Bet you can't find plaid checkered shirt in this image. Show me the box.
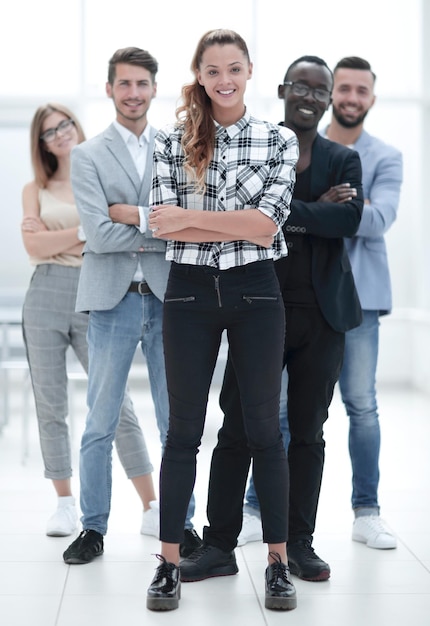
[150,111,298,269]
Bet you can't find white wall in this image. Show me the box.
[0,0,428,391]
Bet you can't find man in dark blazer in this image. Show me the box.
[178,56,363,584]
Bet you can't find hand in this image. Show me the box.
[149,205,189,236]
[109,204,140,225]
[248,234,274,248]
[318,183,357,203]
[21,216,48,232]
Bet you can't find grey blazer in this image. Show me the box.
[344,130,402,314]
[321,128,403,314]
[71,123,170,312]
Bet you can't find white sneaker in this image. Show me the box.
[352,515,397,549]
[140,500,160,538]
[46,499,78,537]
[237,512,263,546]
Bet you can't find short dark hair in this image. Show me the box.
[283,55,333,85]
[333,56,376,82]
[107,47,158,84]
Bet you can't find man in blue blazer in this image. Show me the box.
[179,56,363,584]
[325,56,403,550]
[63,48,201,565]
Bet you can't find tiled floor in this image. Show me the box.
[1,370,430,625]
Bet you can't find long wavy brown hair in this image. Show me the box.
[176,29,250,193]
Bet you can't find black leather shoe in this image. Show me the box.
[180,543,238,582]
[180,528,203,558]
[288,538,330,581]
[265,552,297,610]
[147,554,181,611]
[63,529,104,564]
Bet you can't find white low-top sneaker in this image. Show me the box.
[237,512,263,546]
[352,515,397,549]
[141,500,160,537]
[46,501,78,537]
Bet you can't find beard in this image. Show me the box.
[114,101,148,123]
[332,104,368,128]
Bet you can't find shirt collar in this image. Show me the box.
[214,109,250,141]
[113,119,150,147]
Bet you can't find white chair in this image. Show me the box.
[0,292,28,433]
[0,289,89,462]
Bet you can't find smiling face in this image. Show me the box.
[278,61,332,135]
[41,111,79,157]
[106,62,157,132]
[331,67,376,128]
[196,43,253,125]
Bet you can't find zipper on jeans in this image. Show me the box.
[242,296,278,304]
[214,275,222,307]
[164,296,196,303]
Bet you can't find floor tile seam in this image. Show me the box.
[239,552,271,623]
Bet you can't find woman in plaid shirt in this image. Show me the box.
[147,29,298,612]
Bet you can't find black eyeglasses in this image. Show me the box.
[40,119,75,143]
[283,81,331,103]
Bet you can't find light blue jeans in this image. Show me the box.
[79,291,195,534]
[339,310,380,515]
[245,310,380,518]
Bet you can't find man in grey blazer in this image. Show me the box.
[63,47,201,565]
[325,56,403,550]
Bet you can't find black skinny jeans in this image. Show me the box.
[205,306,345,551]
[160,260,288,545]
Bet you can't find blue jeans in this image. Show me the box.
[339,310,380,513]
[79,291,195,534]
[245,311,380,517]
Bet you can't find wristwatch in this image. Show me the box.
[77,225,86,242]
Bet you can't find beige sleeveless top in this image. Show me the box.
[29,188,83,268]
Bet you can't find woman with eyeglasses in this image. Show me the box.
[21,104,157,538]
[21,104,87,537]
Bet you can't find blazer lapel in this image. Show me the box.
[138,125,156,205]
[103,124,142,193]
[354,129,371,161]
[310,135,330,197]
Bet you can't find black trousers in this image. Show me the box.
[160,261,288,545]
[205,305,345,550]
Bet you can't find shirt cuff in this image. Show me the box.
[136,206,148,233]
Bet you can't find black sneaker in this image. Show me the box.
[180,543,238,582]
[265,552,297,611]
[147,554,181,611]
[63,529,104,564]
[288,538,330,581]
[180,528,203,558]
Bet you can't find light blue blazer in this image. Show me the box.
[71,123,170,312]
[323,128,403,314]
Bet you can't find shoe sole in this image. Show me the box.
[47,529,76,537]
[180,563,239,582]
[63,550,104,565]
[265,594,297,611]
[237,533,263,547]
[146,597,179,611]
[352,535,397,550]
[140,528,159,538]
[147,584,181,611]
[289,563,330,582]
